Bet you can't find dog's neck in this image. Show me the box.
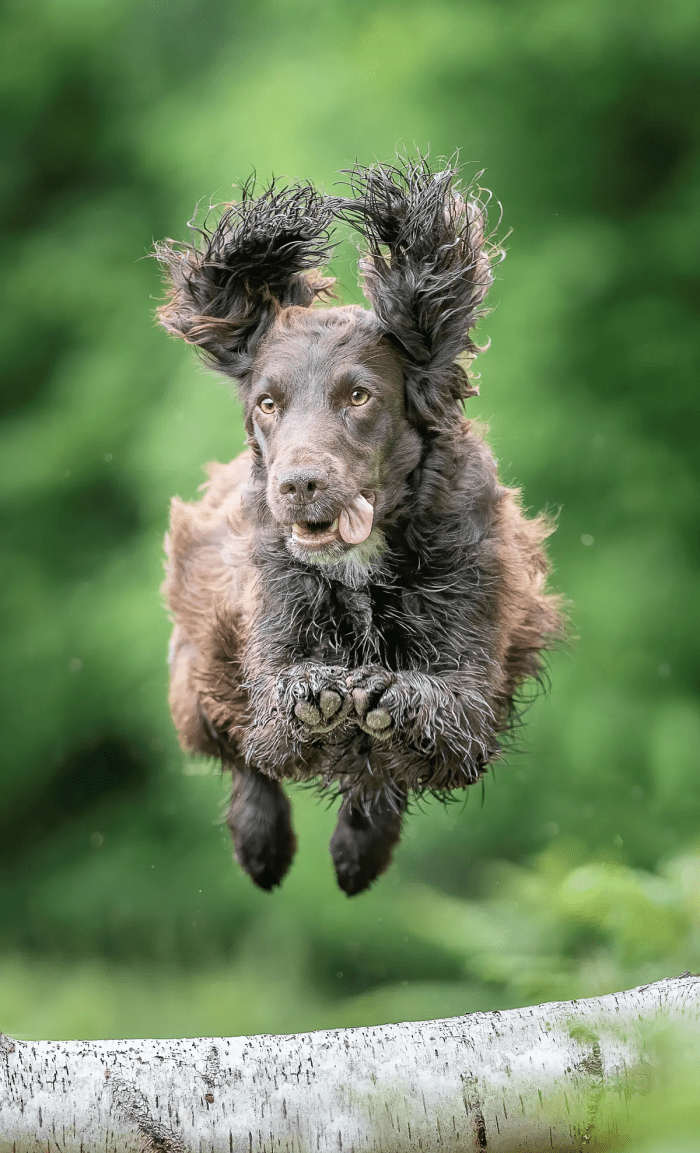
[304,528,392,588]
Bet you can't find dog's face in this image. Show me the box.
[244,306,422,565]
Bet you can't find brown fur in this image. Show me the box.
[156,161,564,894]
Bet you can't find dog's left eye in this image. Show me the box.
[350,388,370,406]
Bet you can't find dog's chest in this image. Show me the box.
[309,579,426,668]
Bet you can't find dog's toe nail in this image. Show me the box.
[295,700,321,726]
[352,688,370,718]
[365,708,391,731]
[320,690,341,718]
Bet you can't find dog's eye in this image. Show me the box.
[258,396,275,414]
[350,388,370,407]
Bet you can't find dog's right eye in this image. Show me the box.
[258,396,275,414]
[350,388,371,406]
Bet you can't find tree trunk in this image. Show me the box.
[0,974,697,1152]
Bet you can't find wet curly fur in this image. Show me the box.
[156,158,564,896]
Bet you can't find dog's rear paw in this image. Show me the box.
[235,829,296,891]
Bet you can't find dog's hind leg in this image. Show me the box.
[330,790,406,897]
[226,764,297,891]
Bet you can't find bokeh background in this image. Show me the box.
[2,0,699,1112]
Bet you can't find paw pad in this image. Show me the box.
[294,700,322,726]
[364,708,391,732]
[319,690,342,719]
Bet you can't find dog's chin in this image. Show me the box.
[284,524,388,586]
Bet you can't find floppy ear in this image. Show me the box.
[154,179,335,380]
[336,158,500,426]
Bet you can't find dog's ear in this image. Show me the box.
[336,158,500,426]
[154,179,335,380]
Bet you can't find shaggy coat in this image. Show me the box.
[155,161,563,895]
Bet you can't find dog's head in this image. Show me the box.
[155,160,498,566]
[242,305,423,565]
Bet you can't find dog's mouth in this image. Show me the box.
[292,518,340,548]
[291,493,375,550]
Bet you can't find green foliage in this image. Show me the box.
[1,0,699,1108]
[403,844,700,1007]
[607,1023,700,1153]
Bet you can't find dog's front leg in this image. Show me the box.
[347,666,496,778]
[244,662,354,769]
[277,662,354,734]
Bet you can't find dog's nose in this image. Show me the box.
[278,469,329,498]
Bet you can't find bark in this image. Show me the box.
[0,974,697,1153]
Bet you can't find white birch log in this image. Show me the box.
[0,974,697,1153]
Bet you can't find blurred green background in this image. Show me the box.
[2,0,699,1085]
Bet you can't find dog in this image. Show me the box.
[154,158,563,896]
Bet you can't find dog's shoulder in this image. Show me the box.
[164,449,258,629]
[198,450,253,509]
[169,450,254,541]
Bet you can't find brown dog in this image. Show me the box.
[155,160,563,895]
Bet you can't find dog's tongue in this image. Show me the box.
[338,494,374,545]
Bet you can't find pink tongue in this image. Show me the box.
[338,494,374,545]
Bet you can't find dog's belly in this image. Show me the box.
[272,735,460,801]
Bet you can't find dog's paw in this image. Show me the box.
[346,666,395,740]
[277,664,353,737]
